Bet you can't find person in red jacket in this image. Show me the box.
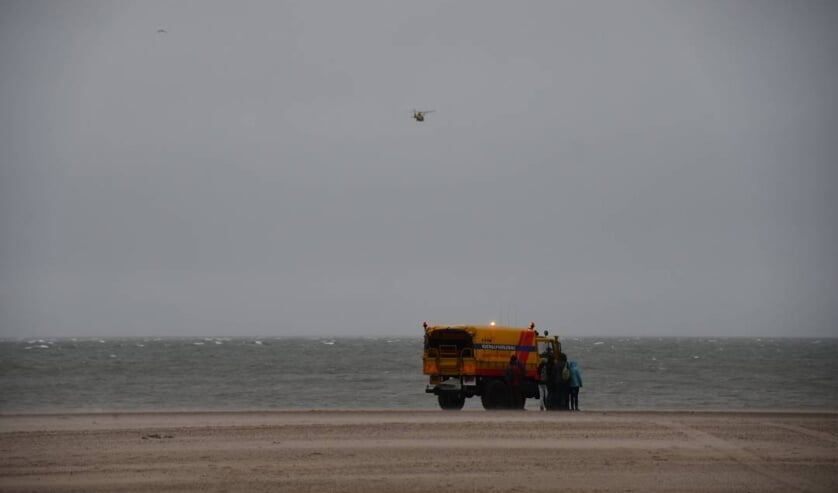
[505,355,526,409]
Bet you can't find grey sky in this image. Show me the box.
[1,0,836,338]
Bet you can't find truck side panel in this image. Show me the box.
[472,327,539,378]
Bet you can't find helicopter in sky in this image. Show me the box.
[412,109,435,122]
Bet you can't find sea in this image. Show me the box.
[1,337,837,413]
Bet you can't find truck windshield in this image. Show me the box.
[536,340,554,358]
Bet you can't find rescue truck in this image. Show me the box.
[422,321,562,410]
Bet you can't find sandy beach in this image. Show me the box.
[1,410,836,492]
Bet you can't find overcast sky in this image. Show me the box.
[1,0,836,338]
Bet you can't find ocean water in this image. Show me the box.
[1,337,837,413]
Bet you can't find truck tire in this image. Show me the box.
[437,392,465,410]
[481,380,508,410]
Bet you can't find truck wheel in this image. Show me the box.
[481,380,508,410]
[438,392,465,410]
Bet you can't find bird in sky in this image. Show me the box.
[157,29,167,34]
[412,110,435,122]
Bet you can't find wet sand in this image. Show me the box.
[1,410,837,492]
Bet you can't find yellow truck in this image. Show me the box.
[422,322,562,410]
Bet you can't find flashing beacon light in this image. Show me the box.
[489,321,496,327]
[529,321,536,330]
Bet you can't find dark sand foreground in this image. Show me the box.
[1,410,837,492]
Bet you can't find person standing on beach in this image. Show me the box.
[555,353,570,410]
[505,355,525,409]
[545,350,558,410]
[568,360,583,411]
[537,353,553,411]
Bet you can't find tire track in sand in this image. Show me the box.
[765,421,838,447]
[657,418,825,493]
